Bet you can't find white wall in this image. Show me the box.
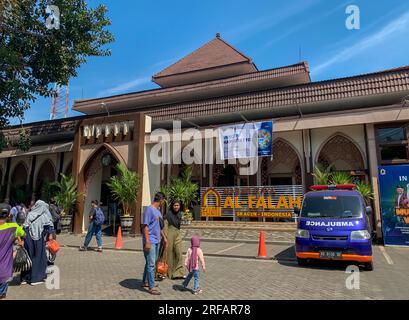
[143,143,160,208]
[83,169,102,231]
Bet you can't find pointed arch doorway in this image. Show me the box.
[75,145,125,233]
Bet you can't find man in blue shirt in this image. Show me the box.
[142,192,166,295]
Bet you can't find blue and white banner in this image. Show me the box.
[218,121,273,160]
[378,165,409,246]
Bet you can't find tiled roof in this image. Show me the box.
[153,35,254,78]
[2,118,78,140]
[147,66,409,120]
[74,62,309,110]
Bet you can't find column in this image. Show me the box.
[366,124,382,239]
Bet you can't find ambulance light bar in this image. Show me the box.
[310,184,356,191]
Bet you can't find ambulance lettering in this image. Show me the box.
[305,221,355,227]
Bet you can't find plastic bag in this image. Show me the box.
[13,246,32,273]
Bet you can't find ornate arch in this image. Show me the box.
[80,144,126,194]
[316,133,365,170]
[261,138,302,185]
[35,159,56,187]
[11,161,29,187]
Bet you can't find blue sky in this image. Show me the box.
[19,0,409,124]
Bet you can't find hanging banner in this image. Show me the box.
[378,165,409,246]
[218,121,273,160]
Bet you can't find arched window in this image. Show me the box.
[317,135,365,171]
[11,162,28,187]
[261,139,302,185]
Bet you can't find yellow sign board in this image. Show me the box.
[201,187,303,218]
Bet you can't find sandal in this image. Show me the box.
[148,288,161,295]
[142,283,158,288]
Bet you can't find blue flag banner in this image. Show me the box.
[378,165,409,246]
[218,121,273,160]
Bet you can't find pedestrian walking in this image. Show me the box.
[164,199,185,279]
[21,199,55,286]
[79,200,104,252]
[0,204,25,299]
[142,192,166,295]
[182,236,206,295]
[10,203,27,225]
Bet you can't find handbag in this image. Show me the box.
[13,246,32,273]
[156,246,168,276]
[47,239,60,255]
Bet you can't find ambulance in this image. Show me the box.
[294,184,374,271]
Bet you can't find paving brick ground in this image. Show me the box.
[5,236,409,300]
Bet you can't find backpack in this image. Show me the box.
[16,206,27,225]
[94,207,105,225]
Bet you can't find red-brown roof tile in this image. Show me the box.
[153,35,254,79]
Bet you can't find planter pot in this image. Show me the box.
[60,215,73,233]
[181,219,192,225]
[120,216,134,236]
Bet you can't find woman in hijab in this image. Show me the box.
[164,200,185,279]
[21,199,55,285]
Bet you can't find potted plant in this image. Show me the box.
[53,174,79,233]
[355,181,374,205]
[106,163,141,236]
[161,166,198,225]
[182,209,193,225]
[329,171,353,185]
[312,164,332,185]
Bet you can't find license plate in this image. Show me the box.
[319,251,342,259]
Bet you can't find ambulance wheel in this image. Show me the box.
[297,258,308,267]
[363,261,373,271]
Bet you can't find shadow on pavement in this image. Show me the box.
[9,276,22,287]
[119,279,149,293]
[274,245,296,262]
[172,284,192,293]
[273,246,369,271]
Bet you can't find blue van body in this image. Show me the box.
[295,188,373,270]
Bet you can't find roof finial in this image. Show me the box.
[216,32,221,38]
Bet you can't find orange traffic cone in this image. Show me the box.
[115,226,123,250]
[257,230,268,259]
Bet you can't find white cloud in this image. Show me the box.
[312,10,409,75]
[98,77,151,97]
[226,0,321,44]
[263,1,350,48]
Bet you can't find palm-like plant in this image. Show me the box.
[312,164,332,185]
[329,171,353,185]
[355,182,373,205]
[106,163,141,217]
[53,174,79,216]
[160,166,198,215]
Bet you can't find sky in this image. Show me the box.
[17,0,409,124]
